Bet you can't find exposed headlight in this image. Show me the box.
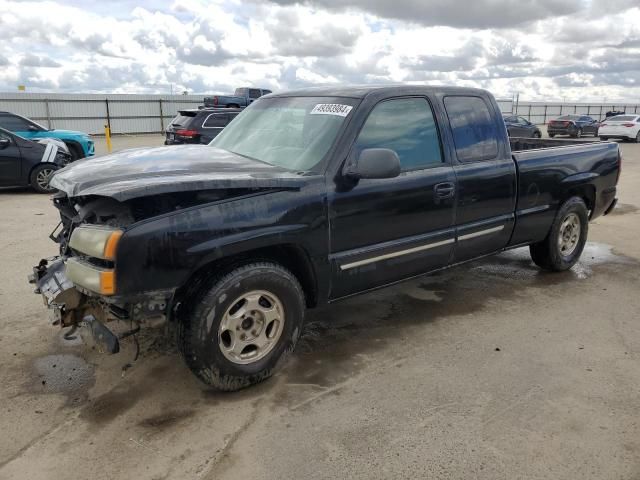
[69,226,123,260]
[66,258,116,295]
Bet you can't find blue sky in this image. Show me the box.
[0,0,639,101]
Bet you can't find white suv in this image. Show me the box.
[599,115,640,143]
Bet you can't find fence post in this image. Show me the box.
[44,98,51,129]
[543,105,547,124]
[105,98,111,133]
[159,99,164,132]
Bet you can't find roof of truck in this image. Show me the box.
[266,84,489,99]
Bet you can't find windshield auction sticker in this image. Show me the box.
[310,104,353,117]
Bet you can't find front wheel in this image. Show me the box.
[635,131,640,143]
[530,197,589,271]
[179,262,305,391]
[549,133,555,138]
[30,164,58,193]
[533,130,541,138]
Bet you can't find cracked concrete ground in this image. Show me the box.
[0,137,639,480]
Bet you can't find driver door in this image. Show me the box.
[328,97,456,299]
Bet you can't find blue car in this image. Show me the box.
[0,111,94,160]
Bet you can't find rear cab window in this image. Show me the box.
[354,97,443,171]
[444,96,499,162]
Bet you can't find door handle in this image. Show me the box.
[434,182,455,199]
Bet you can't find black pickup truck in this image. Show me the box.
[30,86,620,391]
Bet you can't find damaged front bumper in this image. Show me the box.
[29,257,120,352]
[28,257,171,354]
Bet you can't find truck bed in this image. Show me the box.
[508,138,620,246]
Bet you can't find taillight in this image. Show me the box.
[622,123,635,127]
[564,121,570,126]
[176,129,198,138]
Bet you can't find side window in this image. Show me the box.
[249,89,261,99]
[203,114,227,128]
[518,117,529,125]
[262,89,272,95]
[444,96,499,162]
[354,97,443,171]
[0,114,30,131]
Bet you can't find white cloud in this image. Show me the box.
[0,0,638,101]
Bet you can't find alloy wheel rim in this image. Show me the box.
[218,290,285,365]
[36,169,55,190]
[557,213,581,257]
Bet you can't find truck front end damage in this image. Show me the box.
[28,193,174,354]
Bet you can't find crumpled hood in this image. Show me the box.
[51,145,311,201]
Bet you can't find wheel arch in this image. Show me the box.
[62,140,85,159]
[172,243,319,319]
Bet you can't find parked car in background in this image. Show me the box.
[598,115,640,142]
[32,85,620,391]
[0,127,72,193]
[503,115,542,138]
[0,111,94,160]
[547,115,599,138]
[604,110,625,119]
[165,108,241,145]
[203,87,272,108]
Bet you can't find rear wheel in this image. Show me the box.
[179,262,305,391]
[635,131,640,143]
[29,164,58,193]
[533,130,541,138]
[600,136,609,141]
[530,197,589,271]
[571,128,583,138]
[549,133,555,138]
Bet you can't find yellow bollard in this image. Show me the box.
[104,124,112,153]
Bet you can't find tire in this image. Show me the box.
[529,197,589,272]
[533,130,541,138]
[179,262,305,391]
[600,136,609,141]
[571,128,582,139]
[65,142,84,161]
[635,131,640,143]
[29,164,59,193]
[549,133,555,138]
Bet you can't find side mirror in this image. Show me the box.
[345,148,401,180]
[28,125,39,131]
[0,138,10,149]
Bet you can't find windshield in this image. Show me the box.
[210,96,358,172]
[557,115,579,120]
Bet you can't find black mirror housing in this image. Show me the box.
[346,148,401,180]
[0,138,10,149]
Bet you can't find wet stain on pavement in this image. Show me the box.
[275,243,638,407]
[138,409,195,429]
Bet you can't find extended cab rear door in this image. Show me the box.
[442,95,517,262]
[328,96,457,299]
